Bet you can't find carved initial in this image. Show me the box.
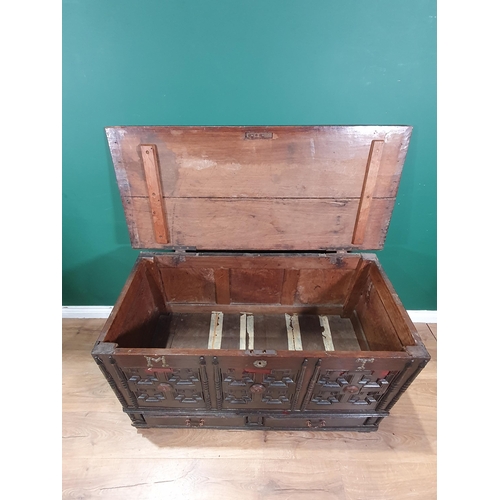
[144,356,168,367]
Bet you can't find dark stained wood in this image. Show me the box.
[149,314,172,348]
[219,313,241,350]
[106,126,412,251]
[252,314,289,351]
[167,313,212,349]
[298,315,325,351]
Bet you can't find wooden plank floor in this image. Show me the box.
[62,319,437,500]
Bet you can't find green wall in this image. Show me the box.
[62,0,436,309]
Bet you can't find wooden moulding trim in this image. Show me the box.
[352,140,385,245]
[139,144,169,244]
[112,347,411,359]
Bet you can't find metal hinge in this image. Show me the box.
[172,246,197,253]
[325,249,350,254]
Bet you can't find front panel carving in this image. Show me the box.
[125,366,206,408]
[220,365,298,409]
[115,356,405,416]
[261,370,295,405]
[223,371,255,404]
[307,370,397,410]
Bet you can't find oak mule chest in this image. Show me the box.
[92,126,430,432]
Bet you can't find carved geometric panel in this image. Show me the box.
[222,370,255,405]
[348,376,390,405]
[137,391,166,403]
[125,366,205,407]
[220,368,298,408]
[308,370,397,409]
[261,369,296,406]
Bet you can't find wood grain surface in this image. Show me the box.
[106,126,412,251]
[63,319,436,499]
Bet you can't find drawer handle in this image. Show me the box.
[306,419,326,428]
[185,418,205,427]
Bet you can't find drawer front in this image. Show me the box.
[263,416,370,430]
[136,413,376,430]
[141,414,245,428]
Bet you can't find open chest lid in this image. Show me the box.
[106,126,412,251]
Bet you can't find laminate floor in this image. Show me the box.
[62,319,437,499]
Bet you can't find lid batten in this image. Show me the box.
[139,144,169,244]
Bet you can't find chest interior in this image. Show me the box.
[103,253,415,354]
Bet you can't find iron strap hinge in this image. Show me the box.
[172,246,197,253]
[325,249,351,254]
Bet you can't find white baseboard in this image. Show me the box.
[62,306,113,319]
[62,306,437,323]
[407,310,437,323]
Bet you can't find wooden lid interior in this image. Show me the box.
[106,126,412,251]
